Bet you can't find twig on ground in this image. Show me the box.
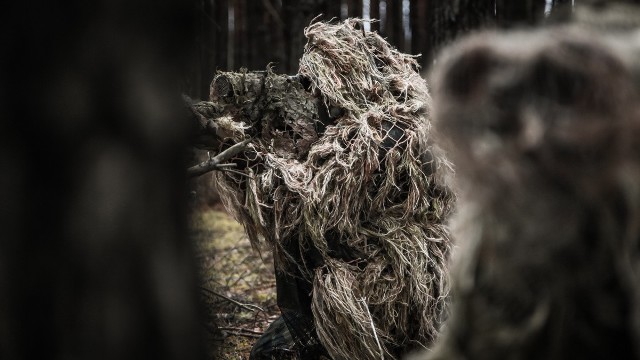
[219,326,264,336]
[228,269,251,288]
[200,286,265,313]
[219,327,263,339]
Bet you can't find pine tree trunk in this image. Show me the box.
[424,0,496,66]
[0,1,208,359]
[214,0,229,72]
[282,0,323,73]
[347,0,363,18]
[370,0,380,32]
[410,0,428,68]
[201,0,215,99]
[385,0,404,51]
[233,0,248,69]
[496,0,546,27]
[324,0,342,21]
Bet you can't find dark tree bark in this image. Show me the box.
[347,0,363,18]
[459,0,496,30]
[411,0,428,69]
[214,0,229,73]
[260,0,286,73]
[385,0,405,51]
[426,0,451,64]
[0,1,208,360]
[248,0,265,70]
[550,0,573,19]
[370,0,380,32]
[200,0,215,99]
[324,0,342,21]
[552,0,572,6]
[233,0,249,69]
[282,0,324,73]
[424,0,495,68]
[496,0,546,27]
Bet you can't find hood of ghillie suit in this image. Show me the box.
[212,19,455,360]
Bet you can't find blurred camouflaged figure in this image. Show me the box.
[195,19,455,360]
[416,3,640,360]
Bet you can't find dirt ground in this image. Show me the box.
[190,208,278,359]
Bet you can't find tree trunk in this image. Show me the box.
[200,0,215,99]
[233,0,249,69]
[552,0,572,6]
[0,1,209,359]
[459,0,496,31]
[347,0,363,18]
[324,0,342,21]
[370,0,380,32]
[424,0,495,67]
[385,0,405,51]
[260,0,286,73]
[248,0,268,70]
[282,0,323,73]
[496,0,546,28]
[214,0,229,72]
[550,0,572,18]
[410,0,428,68]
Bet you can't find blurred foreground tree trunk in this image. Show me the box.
[0,1,209,359]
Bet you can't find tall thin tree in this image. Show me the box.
[233,0,249,69]
[424,0,495,67]
[214,0,229,72]
[496,0,546,27]
[324,0,342,21]
[347,0,363,18]
[370,0,380,32]
[384,0,404,51]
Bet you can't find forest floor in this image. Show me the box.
[191,208,278,360]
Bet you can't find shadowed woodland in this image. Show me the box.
[190,1,640,359]
[186,0,581,101]
[188,0,580,210]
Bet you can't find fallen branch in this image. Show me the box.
[219,327,263,339]
[219,326,264,336]
[200,286,265,313]
[187,138,252,178]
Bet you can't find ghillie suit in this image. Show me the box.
[190,19,454,359]
[416,11,640,360]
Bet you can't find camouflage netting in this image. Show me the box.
[211,19,455,359]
